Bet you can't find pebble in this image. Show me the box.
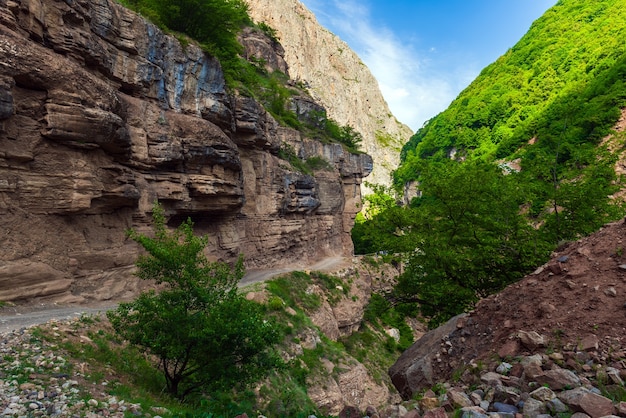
[0,327,170,417]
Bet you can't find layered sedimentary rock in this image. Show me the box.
[0,0,372,302]
[246,0,414,192]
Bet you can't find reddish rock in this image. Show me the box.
[536,367,581,390]
[447,388,473,408]
[518,330,548,349]
[579,334,599,352]
[423,407,447,418]
[559,387,614,418]
[509,363,524,378]
[578,394,614,418]
[498,339,520,358]
[365,405,380,418]
[338,405,360,418]
[403,410,421,418]
[522,362,544,380]
[547,262,563,275]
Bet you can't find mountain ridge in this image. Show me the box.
[246,0,414,193]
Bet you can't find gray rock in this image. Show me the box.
[523,398,547,416]
[492,402,518,413]
[530,386,556,401]
[496,362,512,375]
[0,84,13,120]
[480,372,504,386]
[493,384,521,404]
[606,367,625,385]
[389,314,467,399]
[546,398,568,413]
[460,408,488,418]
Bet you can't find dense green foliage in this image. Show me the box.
[398,0,626,165]
[355,161,556,326]
[356,0,626,327]
[107,203,280,401]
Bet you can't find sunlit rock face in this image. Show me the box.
[246,0,414,194]
[0,0,371,302]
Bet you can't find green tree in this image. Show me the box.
[391,160,551,327]
[107,203,280,400]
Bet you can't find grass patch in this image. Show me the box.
[266,271,321,312]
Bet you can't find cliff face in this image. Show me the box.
[0,0,372,302]
[245,0,413,192]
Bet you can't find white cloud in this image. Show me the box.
[302,0,476,132]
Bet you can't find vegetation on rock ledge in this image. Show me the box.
[116,0,364,157]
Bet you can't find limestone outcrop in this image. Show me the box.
[0,0,372,302]
[245,0,414,193]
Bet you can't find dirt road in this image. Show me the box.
[0,256,351,334]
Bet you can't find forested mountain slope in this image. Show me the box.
[398,0,626,166]
[355,0,626,326]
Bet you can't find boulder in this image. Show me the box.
[389,314,467,399]
[558,387,615,418]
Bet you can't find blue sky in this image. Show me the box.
[299,0,557,132]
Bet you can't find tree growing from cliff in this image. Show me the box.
[107,202,281,401]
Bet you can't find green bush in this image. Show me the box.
[108,202,281,400]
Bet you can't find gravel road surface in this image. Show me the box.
[0,256,350,334]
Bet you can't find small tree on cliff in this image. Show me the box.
[107,202,281,400]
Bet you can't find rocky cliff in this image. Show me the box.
[245,0,413,193]
[0,0,372,303]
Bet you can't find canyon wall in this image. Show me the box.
[246,0,414,193]
[0,0,372,303]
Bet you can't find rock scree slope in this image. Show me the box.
[390,217,626,404]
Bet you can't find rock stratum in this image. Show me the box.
[0,0,373,303]
[246,0,413,193]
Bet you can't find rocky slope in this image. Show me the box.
[388,217,626,417]
[0,258,410,418]
[246,0,414,193]
[0,0,372,303]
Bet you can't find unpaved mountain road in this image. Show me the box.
[0,256,351,334]
[238,255,349,286]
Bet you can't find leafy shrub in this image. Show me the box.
[304,156,333,171]
[108,202,281,400]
